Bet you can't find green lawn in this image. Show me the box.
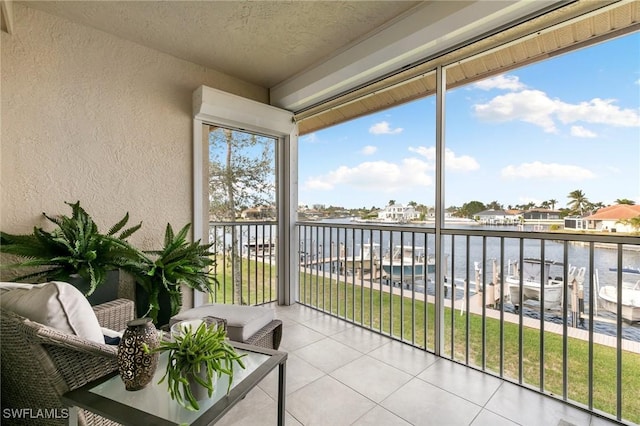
[208,256,278,305]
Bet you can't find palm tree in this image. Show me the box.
[616,216,640,233]
[615,198,636,205]
[588,201,605,214]
[567,190,589,215]
[388,200,396,206]
[548,199,558,210]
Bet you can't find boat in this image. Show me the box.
[380,245,434,282]
[597,273,640,322]
[505,258,567,310]
[608,266,640,274]
[340,243,380,275]
[242,238,275,257]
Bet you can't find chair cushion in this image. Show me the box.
[0,281,104,343]
[170,304,275,342]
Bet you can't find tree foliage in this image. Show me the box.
[567,189,590,215]
[208,127,275,221]
[615,198,636,205]
[486,200,502,210]
[617,216,640,232]
[207,127,276,305]
[458,201,486,218]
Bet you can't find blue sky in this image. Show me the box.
[299,32,640,210]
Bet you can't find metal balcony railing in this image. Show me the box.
[206,219,640,424]
[207,221,278,306]
[297,221,640,425]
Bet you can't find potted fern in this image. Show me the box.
[144,320,246,411]
[129,223,218,327]
[0,201,143,304]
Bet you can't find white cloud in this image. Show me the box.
[555,98,640,127]
[570,125,597,138]
[408,146,480,171]
[301,133,319,143]
[501,161,596,181]
[474,90,640,133]
[473,74,526,91]
[361,145,377,155]
[303,159,432,192]
[474,90,560,132]
[369,121,403,135]
[635,78,640,85]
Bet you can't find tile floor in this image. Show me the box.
[217,303,625,426]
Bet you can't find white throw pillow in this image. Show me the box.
[0,281,104,343]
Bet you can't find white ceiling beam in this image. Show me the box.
[270,0,560,112]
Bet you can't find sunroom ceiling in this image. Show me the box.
[17,1,423,89]
[14,0,639,132]
[16,1,566,110]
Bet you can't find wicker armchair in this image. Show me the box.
[0,298,134,426]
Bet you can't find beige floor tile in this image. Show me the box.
[331,326,392,354]
[331,355,413,403]
[300,313,354,336]
[418,359,502,406]
[214,385,300,426]
[278,322,325,352]
[368,340,438,376]
[470,409,519,426]
[352,405,413,425]
[294,337,363,373]
[485,382,591,426]
[258,352,325,397]
[287,375,376,426]
[274,303,324,323]
[381,378,482,426]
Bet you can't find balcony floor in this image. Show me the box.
[217,303,622,426]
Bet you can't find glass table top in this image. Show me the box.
[63,342,286,426]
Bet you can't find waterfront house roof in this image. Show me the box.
[584,204,640,221]
[476,209,514,217]
[526,208,562,214]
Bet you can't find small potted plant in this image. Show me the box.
[128,223,218,327]
[144,320,246,411]
[0,201,143,304]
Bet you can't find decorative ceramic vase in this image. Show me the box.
[117,317,159,391]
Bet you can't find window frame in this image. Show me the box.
[192,86,298,306]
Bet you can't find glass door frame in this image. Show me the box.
[192,86,298,306]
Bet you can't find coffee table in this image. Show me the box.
[62,342,287,426]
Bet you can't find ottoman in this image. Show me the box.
[170,304,282,350]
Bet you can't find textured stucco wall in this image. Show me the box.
[1,4,267,251]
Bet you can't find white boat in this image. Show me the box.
[380,245,434,282]
[505,259,566,310]
[341,243,380,275]
[242,238,275,257]
[608,266,640,275]
[597,277,640,322]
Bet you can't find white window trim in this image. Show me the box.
[192,85,299,306]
